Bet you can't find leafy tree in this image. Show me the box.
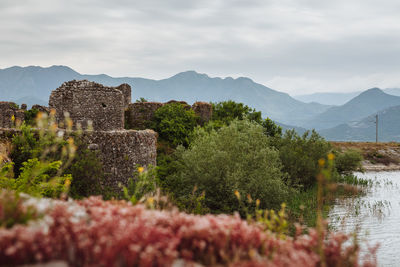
[334,149,363,174]
[63,138,105,198]
[262,117,282,137]
[166,119,290,214]
[211,100,262,125]
[151,103,198,147]
[277,130,332,188]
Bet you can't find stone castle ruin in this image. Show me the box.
[49,80,130,131]
[0,80,212,188]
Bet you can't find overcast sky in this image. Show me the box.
[1,0,400,95]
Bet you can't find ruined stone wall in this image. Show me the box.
[126,102,164,130]
[0,102,25,128]
[192,102,213,125]
[0,127,157,189]
[125,101,212,129]
[79,129,157,189]
[116,84,131,109]
[31,105,50,114]
[49,80,129,131]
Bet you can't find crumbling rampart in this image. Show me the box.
[49,80,130,131]
[0,102,25,128]
[1,79,212,189]
[126,101,212,130]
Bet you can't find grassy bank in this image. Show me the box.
[331,141,400,167]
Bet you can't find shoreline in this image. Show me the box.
[362,162,400,172]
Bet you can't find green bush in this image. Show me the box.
[64,139,105,198]
[123,166,157,205]
[277,129,332,188]
[334,150,363,174]
[261,117,282,138]
[24,108,39,126]
[165,119,290,214]
[211,100,262,125]
[0,159,71,198]
[150,103,198,147]
[2,113,74,198]
[10,123,39,177]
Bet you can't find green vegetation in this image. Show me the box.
[335,149,363,174]
[23,108,39,126]
[64,139,105,198]
[0,190,40,228]
[1,99,365,229]
[165,120,289,214]
[2,113,74,198]
[276,129,332,188]
[211,100,262,125]
[2,112,107,199]
[150,103,198,147]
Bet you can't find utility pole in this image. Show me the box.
[375,114,378,143]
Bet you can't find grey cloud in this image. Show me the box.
[1,0,400,94]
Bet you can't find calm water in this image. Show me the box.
[329,171,400,266]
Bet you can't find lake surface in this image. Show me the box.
[329,171,400,266]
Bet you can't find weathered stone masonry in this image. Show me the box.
[0,102,24,128]
[1,79,212,189]
[49,80,129,131]
[48,80,156,188]
[80,130,157,189]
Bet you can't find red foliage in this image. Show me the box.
[0,196,376,267]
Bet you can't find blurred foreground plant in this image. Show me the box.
[1,111,76,198]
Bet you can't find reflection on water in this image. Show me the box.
[329,171,400,266]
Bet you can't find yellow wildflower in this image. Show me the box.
[138,166,144,173]
[234,190,240,200]
[328,153,335,161]
[11,115,15,122]
[318,158,325,167]
[64,179,71,187]
[67,137,74,146]
[147,197,154,206]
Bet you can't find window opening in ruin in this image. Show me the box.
[101,103,107,108]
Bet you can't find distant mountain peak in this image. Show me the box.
[171,70,209,79]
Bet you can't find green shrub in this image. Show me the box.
[24,108,39,126]
[10,123,39,177]
[150,103,198,147]
[0,159,71,198]
[3,112,76,198]
[166,119,290,214]
[211,100,262,125]
[261,117,282,138]
[136,97,148,103]
[64,139,105,198]
[0,190,40,228]
[334,150,363,174]
[277,129,332,188]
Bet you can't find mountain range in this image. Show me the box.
[0,65,330,126]
[294,88,400,106]
[299,88,400,130]
[320,105,400,142]
[1,65,400,142]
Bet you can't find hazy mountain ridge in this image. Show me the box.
[294,88,400,106]
[0,65,331,126]
[320,105,400,142]
[300,88,400,130]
